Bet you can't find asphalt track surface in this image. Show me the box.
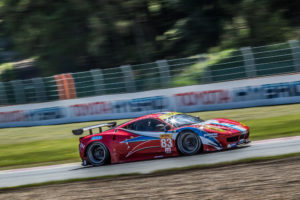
[1,136,300,188]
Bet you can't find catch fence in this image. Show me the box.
[0,40,299,105]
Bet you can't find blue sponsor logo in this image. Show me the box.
[91,136,102,140]
[113,96,168,113]
[233,81,300,102]
[26,107,65,121]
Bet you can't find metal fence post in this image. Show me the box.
[197,54,212,84]
[156,60,170,88]
[202,67,212,84]
[241,47,256,78]
[288,40,300,72]
[32,77,47,102]
[11,80,26,104]
[120,65,136,92]
[0,82,7,105]
[90,69,105,95]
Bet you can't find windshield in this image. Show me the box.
[163,114,204,127]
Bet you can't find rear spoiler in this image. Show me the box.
[72,122,117,135]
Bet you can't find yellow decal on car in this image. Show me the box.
[204,125,226,133]
[159,112,181,120]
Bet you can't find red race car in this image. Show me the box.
[72,112,250,166]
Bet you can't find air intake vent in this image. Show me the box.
[227,136,239,142]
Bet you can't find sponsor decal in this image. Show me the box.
[26,107,65,121]
[165,147,172,154]
[160,134,173,139]
[160,134,173,148]
[91,136,102,140]
[70,102,112,116]
[0,110,26,123]
[174,90,230,107]
[233,81,300,101]
[203,133,218,137]
[70,96,168,117]
[0,107,65,123]
[113,96,168,113]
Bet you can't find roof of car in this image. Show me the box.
[117,111,182,128]
[135,111,182,120]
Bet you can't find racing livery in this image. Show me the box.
[72,112,250,166]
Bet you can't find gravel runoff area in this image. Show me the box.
[1,156,300,200]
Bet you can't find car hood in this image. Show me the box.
[181,118,248,134]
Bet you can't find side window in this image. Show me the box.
[124,122,136,131]
[151,119,166,132]
[135,118,165,132]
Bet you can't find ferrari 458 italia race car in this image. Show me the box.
[72,112,250,166]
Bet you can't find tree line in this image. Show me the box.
[0,0,299,76]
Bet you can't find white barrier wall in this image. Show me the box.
[1,73,300,128]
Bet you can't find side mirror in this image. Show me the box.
[164,125,171,132]
[156,124,170,132]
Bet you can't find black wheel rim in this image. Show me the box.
[89,143,106,164]
[178,132,200,154]
[182,135,198,151]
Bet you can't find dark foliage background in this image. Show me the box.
[0,0,299,76]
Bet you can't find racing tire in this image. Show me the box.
[86,142,110,166]
[176,131,202,155]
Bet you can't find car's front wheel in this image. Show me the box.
[176,131,201,155]
[86,142,110,166]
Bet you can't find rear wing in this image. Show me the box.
[72,122,117,135]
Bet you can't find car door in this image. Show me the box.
[118,118,168,160]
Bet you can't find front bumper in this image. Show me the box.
[237,139,251,147]
[227,137,251,149]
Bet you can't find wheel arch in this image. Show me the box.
[175,127,205,141]
[84,139,112,164]
[175,127,204,152]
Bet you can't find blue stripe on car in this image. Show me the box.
[210,122,246,133]
[121,136,158,143]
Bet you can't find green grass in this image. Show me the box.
[1,103,300,169]
[243,114,300,140]
[0,139,78,167]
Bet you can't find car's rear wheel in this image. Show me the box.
[86,142,110,166]
[176,131,201,155]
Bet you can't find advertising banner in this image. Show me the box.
[1,73,300,128]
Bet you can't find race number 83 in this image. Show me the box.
[160,134,173,148]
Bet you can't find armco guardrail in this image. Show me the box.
[1,73,300,128]
[0,40,299,105]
